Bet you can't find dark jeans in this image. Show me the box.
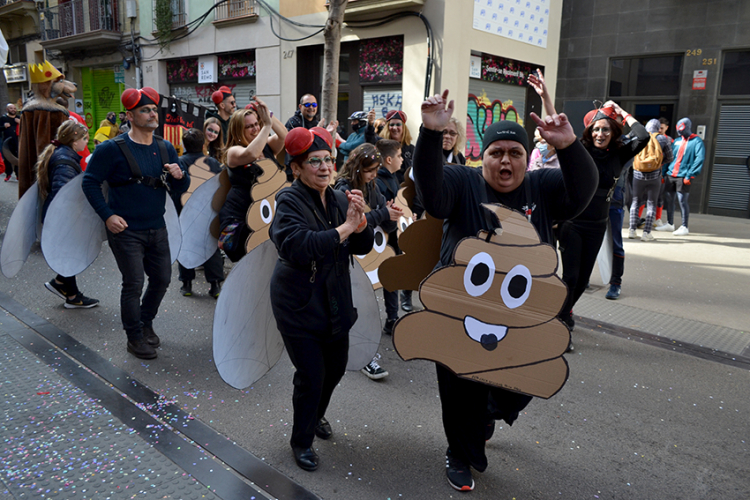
[610,185,625,286]
[558,219,608,319]
[281,327,349,448]
[664,176,691,227]
[107,227,171,342]
[178,248,224,283]
[437,365,532,471]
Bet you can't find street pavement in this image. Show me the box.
[0,176,748,500]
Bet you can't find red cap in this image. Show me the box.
[121,87,159,111]
[385,110,407,123]
[285,128,315,157]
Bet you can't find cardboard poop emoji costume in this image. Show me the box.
[393,204,570,399]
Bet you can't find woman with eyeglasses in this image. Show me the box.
[203,117,224,162]
[380,110,413,183]
[442,116,466,165]
[217,98,287,262]
[556,101,649,340]
[269,127,374,472]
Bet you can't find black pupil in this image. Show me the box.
[508,275,528,299]
[375,232,384,246]
[262,205,271,218]
[471,263,490,286]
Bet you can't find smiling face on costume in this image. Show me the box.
[293,149,333,195]
[243,112,261,143]
[482,140,528,193]
[388,119,404,143]
[591,119,613,150]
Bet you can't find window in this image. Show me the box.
[720,51,750,96]
[609,56,682,97]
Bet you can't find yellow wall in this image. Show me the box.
[280,0,327,18]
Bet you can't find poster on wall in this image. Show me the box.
[472,0,550,48]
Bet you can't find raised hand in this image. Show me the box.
[530,112,576,150]
[253,97,272,126]
[421,89,454,131]
[528,69,548,99]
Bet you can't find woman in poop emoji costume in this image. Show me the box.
[408,90,598,491]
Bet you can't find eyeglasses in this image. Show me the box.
[388,122,402,128]
[443,130,458,137]
[206,128,220,135]
[303,102,318,108]
[138,106,159,115]
[592,127,612,135]
[305,155,334,169]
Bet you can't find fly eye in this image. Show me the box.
[398,215,412,232]
[373,227,387,253]
[260,199,273,224]
[501,265,532,309]
[463,252,495,297]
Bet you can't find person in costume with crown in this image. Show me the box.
[17,61,77,197]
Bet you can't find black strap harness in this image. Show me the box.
[108,135,171,192]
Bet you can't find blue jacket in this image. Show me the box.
[337,128,366,162]
[663,134,705,179]
[42,145,82,220]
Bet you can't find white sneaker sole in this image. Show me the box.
[361,368,389,380]
[44,282,68,300]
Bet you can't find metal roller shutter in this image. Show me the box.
[708,105,750,214]
[169,80,256,109]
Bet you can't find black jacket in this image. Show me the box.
[333,177,396,234]
[42,145,82,220]
[284,109,317,131]
[375,167,400,203]
[413,127,598,267]
[269,180,374,335]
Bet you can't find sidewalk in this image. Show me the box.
[575,212,750,361]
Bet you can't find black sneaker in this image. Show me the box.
[361,355,388,380]
[44,280,69,300]
[209,281,221,299]
[142,325,161,347]
[64,293,99,309]
[382,318,396,336]
[180,280,192,296]
[446,448,474,492]
[127,339,157,360]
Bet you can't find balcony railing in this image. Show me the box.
[41,0,120,41]
[214,0,258,25]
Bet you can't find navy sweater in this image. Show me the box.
[82,134,189,231]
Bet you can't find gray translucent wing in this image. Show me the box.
[595,223,613,285]
[41,175,105,277]
[1,182,40,278]
[165,197,181,264]
[347,258,382,370]
[213,239,284,390]
[177,174,220,269]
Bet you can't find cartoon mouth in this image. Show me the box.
[463,316,508,351]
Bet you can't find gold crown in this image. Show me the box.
[29,61,63,84]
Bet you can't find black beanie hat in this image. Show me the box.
[481,121,529,156]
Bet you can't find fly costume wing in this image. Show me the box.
[595,222,613,285]
[165,196,181,263]
[178,173,221,269]
[1,181,40,278]
[209,169,231,239]
[347,258,382,370]
[213,239,284,390]
[40,175,106,277]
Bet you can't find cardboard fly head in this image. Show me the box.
[354,226,396,289]
[392,204,571,399]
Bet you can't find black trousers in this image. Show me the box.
[178,248,224,283]
[557,219,608,319]
[281,327,349,448]
[53,274,80,296]
[437,365,532,472]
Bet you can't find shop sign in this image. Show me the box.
[199,55,217,83]
[481,54,534,86]
[3,64,27,83]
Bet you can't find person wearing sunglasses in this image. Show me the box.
[285,94,319,131]
[269,127,374,472]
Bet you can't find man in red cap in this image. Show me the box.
[82,87,190,360]
[206,85,236,138]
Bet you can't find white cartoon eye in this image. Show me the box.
[260,199,273,224]
[398,215,411,232]
[501,264,532,309]
[373,226,387,253]
[463,252,495,297]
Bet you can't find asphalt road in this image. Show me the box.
[1,178,748,500]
